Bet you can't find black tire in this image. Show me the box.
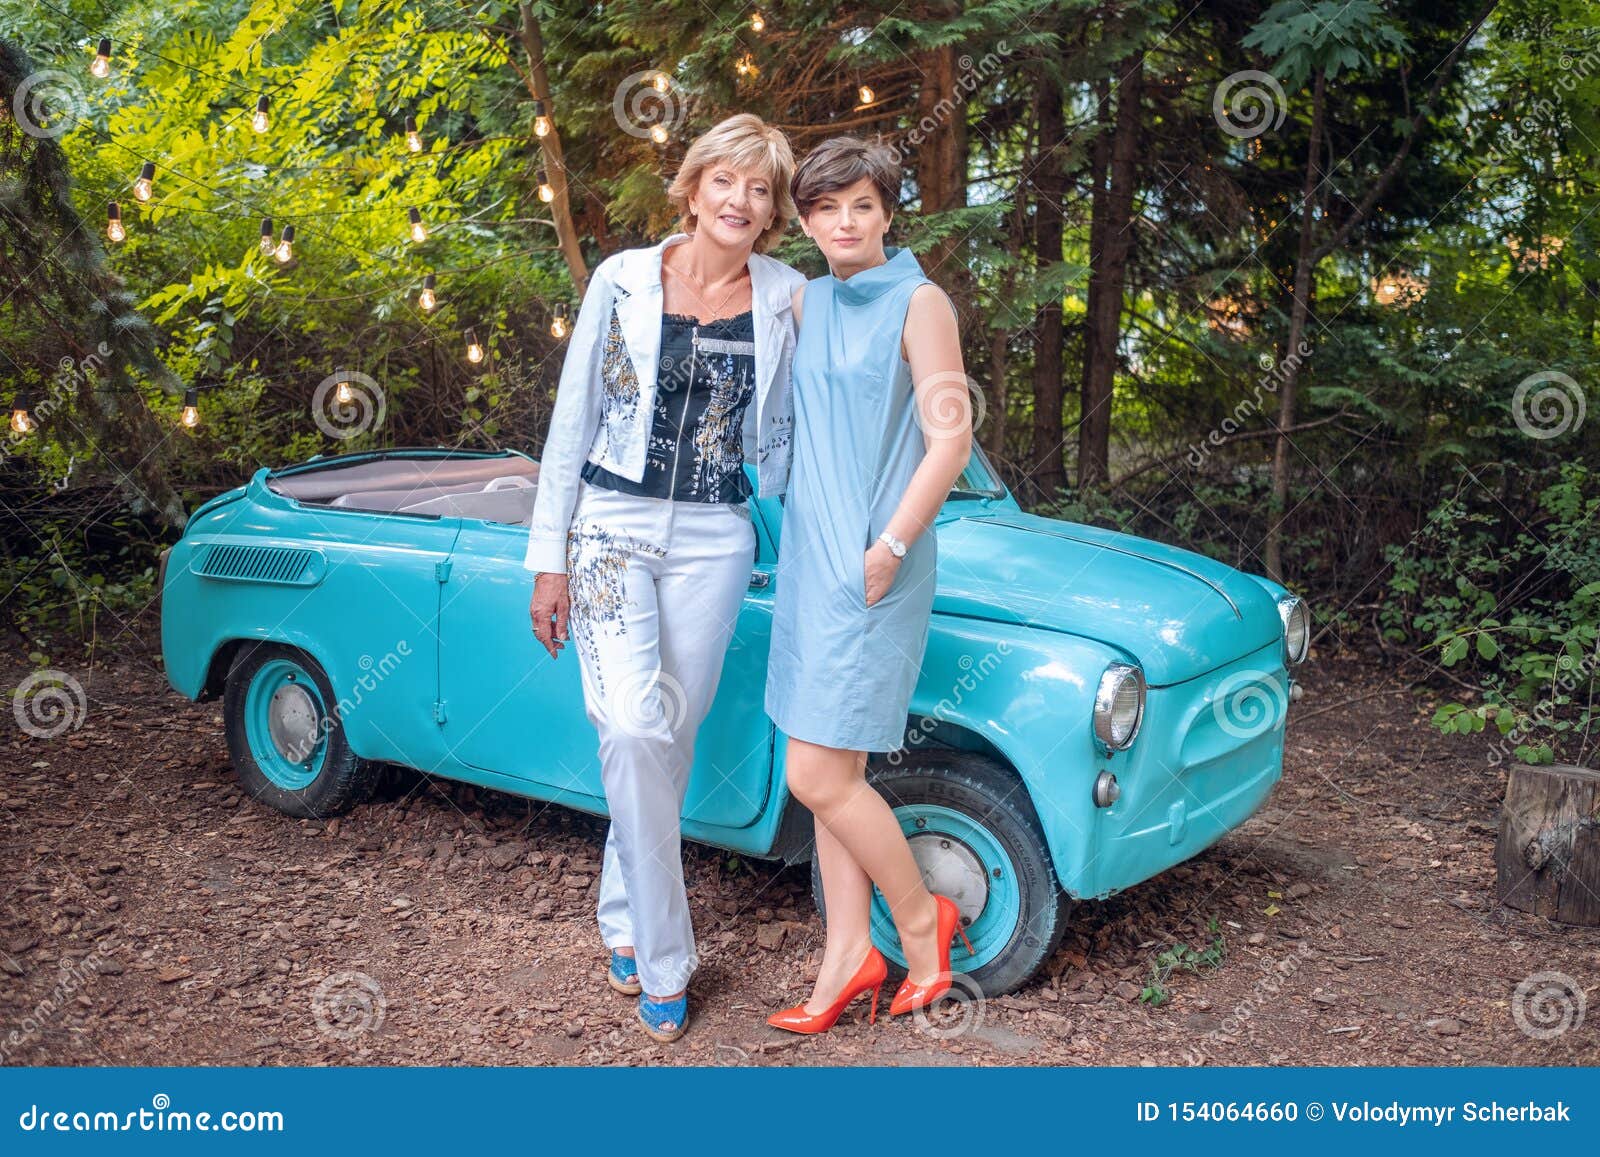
[811,751,1074,997]
[222,642,380,819]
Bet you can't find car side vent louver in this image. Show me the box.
[195,544,320,586]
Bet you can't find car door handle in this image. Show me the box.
[749,570,771,589]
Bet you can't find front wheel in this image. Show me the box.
[222,642,379,818]
[810,751,1073,997]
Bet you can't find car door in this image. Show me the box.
[436,480,776,830]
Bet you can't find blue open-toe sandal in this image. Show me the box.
[637,992,688,1043]
[607,950,642,996]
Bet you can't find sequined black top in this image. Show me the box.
[583,309,756,503]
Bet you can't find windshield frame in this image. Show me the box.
[947,442,1009,500]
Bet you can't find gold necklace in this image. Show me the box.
[667,260,748,322]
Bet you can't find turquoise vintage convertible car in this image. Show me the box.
[159,445,1307,995]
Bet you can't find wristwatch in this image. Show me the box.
[877,530,907,559]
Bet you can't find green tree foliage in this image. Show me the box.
[1,0,1596,761]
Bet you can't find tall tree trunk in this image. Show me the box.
[1078,50,1144,491]
[518,4,589,293]
[1264,69,1325,583]
[914,35,971,309]
[985,323,1009,458]
[1029,74,1067,499]
[1077,76,1111,486]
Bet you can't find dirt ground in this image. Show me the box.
[2,648,1597,1068]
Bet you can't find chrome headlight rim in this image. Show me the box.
[1278,595,1310,666]
[1094,662,1146,751]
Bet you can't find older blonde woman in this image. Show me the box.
[525,114,806,1043]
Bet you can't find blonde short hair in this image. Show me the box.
[667,114,796,254]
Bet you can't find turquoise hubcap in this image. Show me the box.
[244,658,329,789]
[869,803,1020,972]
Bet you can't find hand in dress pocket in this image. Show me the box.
[863,541,902,608]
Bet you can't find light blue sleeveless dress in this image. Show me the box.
[765,245,937,752]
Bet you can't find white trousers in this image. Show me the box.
[564,480,755,997]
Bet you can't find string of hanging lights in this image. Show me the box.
[7,0,813,438]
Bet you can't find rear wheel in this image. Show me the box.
[222,643,379,818]
[811,751,1073,997]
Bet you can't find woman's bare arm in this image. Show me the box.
[863,283,972,605]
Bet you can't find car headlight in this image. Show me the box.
[1279,595,1310,665]
[1094,663,1146,751]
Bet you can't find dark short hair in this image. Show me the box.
[791,136,900,220]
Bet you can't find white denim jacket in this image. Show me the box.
[523,233,806,573]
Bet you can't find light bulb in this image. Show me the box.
[858,84,876,105]
[181,388,199,428]
[649,123,669,144]
[9,399,32,434]
[551,304,569,339]
[133,161,155,202]
[91,38,112,78]
[533,100,551,138]
[335,379,354,404]
[465,329,484,364]
[253,95,271,134]
[736,54,758,79]
[274,224,295,264]
[419,274,437,311]
[652,72,670,93]
[537,169,554,203]
[405,115,422,153]
[408,207,427,243]
[106,201,124,243]
[259,217,274,255]
[750,12,765,31]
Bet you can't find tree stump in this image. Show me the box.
[1497,763,1600,925]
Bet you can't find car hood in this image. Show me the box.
[932,508,1282,685]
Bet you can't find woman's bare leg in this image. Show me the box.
[802,816,875,1012]
[785,736,943,988]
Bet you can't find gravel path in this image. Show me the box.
[2,652,1596,1066]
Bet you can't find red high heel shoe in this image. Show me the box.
[766,945,889,1034]
[887,894,974,1017]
